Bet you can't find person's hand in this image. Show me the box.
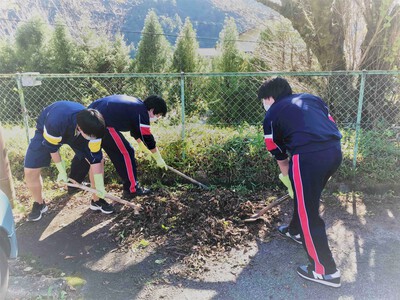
[138,142,152,159]
[151,151,168,170]
[94,173,106,198]
[279,173,294,198]
[55,161,68,183]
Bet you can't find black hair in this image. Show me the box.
[76,109,106,138]
[257,77,293,101]
[143,95,167,116]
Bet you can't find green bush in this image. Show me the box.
[3,123,399,193]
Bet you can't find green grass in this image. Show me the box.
[2,122,399,195]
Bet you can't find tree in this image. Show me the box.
[0,39,19,124]
[134,10,171,73]
[74,20,132,74]
[85,34,114,73]
[171,17,199,73]
[170,17,202,116]
[256,0,346,71]
[256,0,400,71]
[48,16,78,73]
[256,0,400,126]
[252,19,318,72]
[62,17,133,101]
[111,33,133,73]
[255,0,354,124]
[357,0,400,129]
[215,17,246,73]
[359,0,400,70]
[0,39,17,73]
[72,16,112,73]
[133,10,172,99]
[14,16,50,72]
[206,18,260,125]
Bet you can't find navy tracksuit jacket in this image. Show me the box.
[263,93,342,275]
[25,101,102,168]
[70,95,156,193]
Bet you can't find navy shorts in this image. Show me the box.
[24,130,89,168]
[24,131,52,168]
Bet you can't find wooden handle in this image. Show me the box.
[253,194,291,217]
[66,179,141,214]
[244,194,291,222]
[140,148,208,189]
[167,166,209,189]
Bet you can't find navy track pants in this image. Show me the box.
[288,144,342,275]
[70,127,139,193]
[102,127,138,193]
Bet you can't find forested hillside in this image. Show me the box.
[0,0,275,48]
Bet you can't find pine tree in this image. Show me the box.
[15,16,50,72]
[48,16,77,73]
[73,16,113,73]
[111,33,133,73]
[0,38,17,73]
[134,10,171,73]
[207,17,259,125]
[216,17,245,73]
[171,17,199,72]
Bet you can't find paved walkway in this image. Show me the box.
[7,193,400,299]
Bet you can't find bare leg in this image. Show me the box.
[24,167,44,204]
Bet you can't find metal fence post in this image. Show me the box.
[352,71,367,170]
[180,71,186,158]
[15,73,30,144]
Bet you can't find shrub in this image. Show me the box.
[3,123,399,193]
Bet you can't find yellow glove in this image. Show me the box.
[55,161,68,182]
[151,151,167,170]
[279,173,294,198]
[94,173,106,198]
[138,142,152,158]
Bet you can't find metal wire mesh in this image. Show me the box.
[0,71,399,171]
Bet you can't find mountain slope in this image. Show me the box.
[0,0,276,47]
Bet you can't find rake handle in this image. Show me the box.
[244,194,291,222]
[66,179,141,214]
[139,147,208,189]
[167,166,209,189]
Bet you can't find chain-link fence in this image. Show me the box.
[1,71,399,171]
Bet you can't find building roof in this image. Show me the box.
[197,27,263,57]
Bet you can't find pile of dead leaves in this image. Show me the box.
[109,185,285,273]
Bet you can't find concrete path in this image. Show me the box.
[7,192,400,299]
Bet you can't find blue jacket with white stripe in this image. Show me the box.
[88,95,156,150]
[36,101,102,164]
[263,93,342,161]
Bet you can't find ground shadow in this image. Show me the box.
[155,191,400,300]
[10,188,400,299]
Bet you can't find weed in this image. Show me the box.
[65,275,86,288]
[138,239,150,248]
[3,122,400,201]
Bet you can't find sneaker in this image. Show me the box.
[67,181,90,195]
[122,186,151,199]
[277,225,302,244]
[90,198,115,214]
[297,265,341,288]
[28,202,48,222]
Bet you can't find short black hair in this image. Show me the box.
[144,95,167,116]
[257,77,293,101]
[76,109,106,138]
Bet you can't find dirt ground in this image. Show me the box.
[5,183,400,300]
